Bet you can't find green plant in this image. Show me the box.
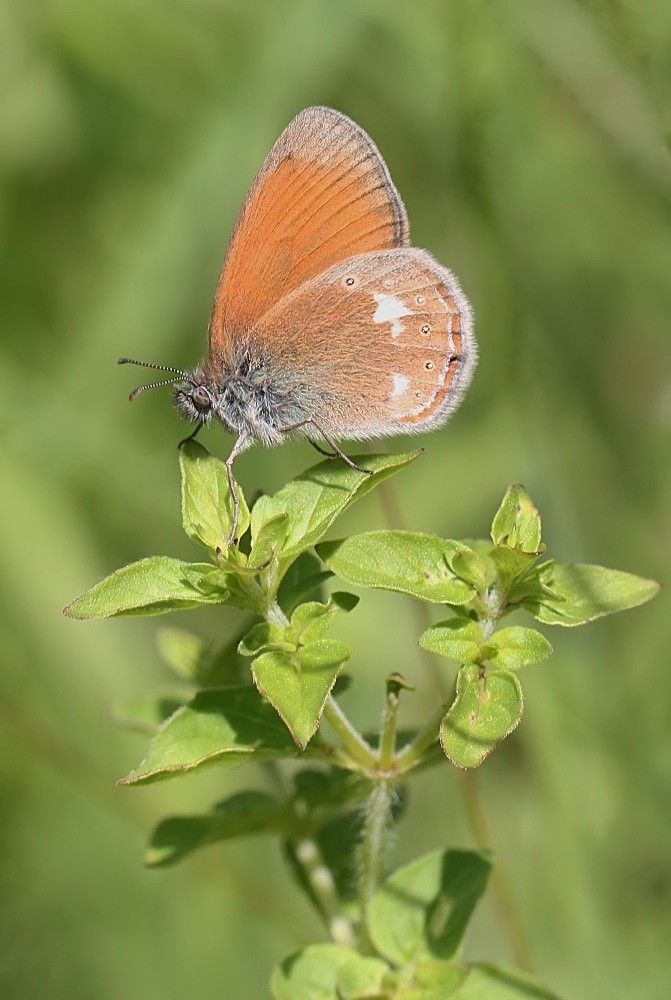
[65,442,659,999]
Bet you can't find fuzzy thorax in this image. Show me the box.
[171,352,307,447]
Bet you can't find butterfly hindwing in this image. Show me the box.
[208,107,409,353]
[251,247,476,440]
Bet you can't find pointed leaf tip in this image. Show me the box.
[64,557,229,619]
[119,686,301,785]
[491,484,543,554]
[523,563,660,626]
[179,440,250,551]
[252,639,351,748]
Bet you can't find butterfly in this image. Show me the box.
[119,106,477,542]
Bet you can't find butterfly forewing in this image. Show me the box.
[252,248,476,440]
[209,107,409,351]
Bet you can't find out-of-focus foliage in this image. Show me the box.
[0,1,668,998]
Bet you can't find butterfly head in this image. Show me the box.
[118,355,279,441]
[172,367,217,425]
[118,356,224,429]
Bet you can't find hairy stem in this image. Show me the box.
[357,778,395,953]
[265,599,289,628]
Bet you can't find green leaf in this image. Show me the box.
[251,451,421,561]
[491,485,543,554]
[111,693,188,734]
[368,849,492,966]
[395,962,560,1000]
[238,621,295,657]
[289,591,359,645]
[521,563,660,626]
[239,593,357,662]
[278,551,334,615]
[290,767,369,815]
[440,668,523,769]
[193,565,260,612]
[119,686,302,785]
[504,562,564,612]
[337,954,391,998]
[238,595,357,746]
[179,440,250,550]
[248,511,289,568]
[252,640,351,748]
[396,962,468,999]
[419,620,483,663]
[448,548,489,594]
[488,545,539,592]
[156,627,206,681]
[158,626,249,686]
[145,791,285,867]
[197,631,249,686]
[318,532,476,605]
[483,627,553,670]
[450,963,560,998]
[63,557,229,619]
[271,944,359,1000]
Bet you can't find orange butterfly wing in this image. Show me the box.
[251,248,476,439]
[208,107,409,353]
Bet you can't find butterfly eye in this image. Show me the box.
[192,385,211,410]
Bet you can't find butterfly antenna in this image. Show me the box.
[117,356,192,401]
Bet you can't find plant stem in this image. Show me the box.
[294,837,356,948]
[378,679,402,770]
[323,697,377,769]
[265,599,289,628]
[374,474,535,972]
[357,778,395,953]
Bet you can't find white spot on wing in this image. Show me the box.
[373,293,411,338]
[391,374,409,398]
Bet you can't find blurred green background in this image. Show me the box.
[1,0,669,997]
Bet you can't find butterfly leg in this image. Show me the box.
[280,419,371,476]
[307,437,337,459]
[177,421,203,448]
[225,432,251,546]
